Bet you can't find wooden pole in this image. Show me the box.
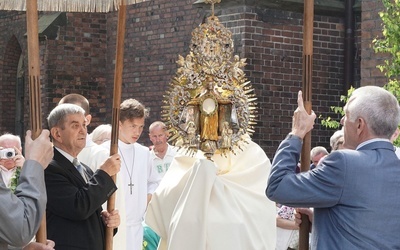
[26,0,46,244]
[26,0,42,139]
[105,3,126,250]
[299,0,314,249]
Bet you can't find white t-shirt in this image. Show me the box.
[150,144,178,186]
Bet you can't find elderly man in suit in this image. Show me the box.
[58,93,110,172]
[266,86,400,249]
[45,103,121,250]
[0,130,54,249]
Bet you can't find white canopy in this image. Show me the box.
[0,0,147,12]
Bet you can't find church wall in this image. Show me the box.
[360,0,386,86]
[107,1,360,155]
[215,5,352,156]
[42,12,109,129]
[0,11,27,135]
[105,1,209,147]
[0,0,375,158]
[0,11,110,136]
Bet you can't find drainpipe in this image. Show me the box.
[344,0,355,93]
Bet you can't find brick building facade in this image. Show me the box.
[0,0,386,157]
[360,0,386,86]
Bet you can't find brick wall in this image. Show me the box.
[0,11,109,136]
[0,0,371,158]
[214,5,351,156]
[103,1,358,156]
[0,11,27,135]
[0,35,21,133]
[105,0,208,146]
[42,12,109,130]
[361,0,386,86]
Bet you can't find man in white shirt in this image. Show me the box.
[143,121,178,250]
[148,121,178,184]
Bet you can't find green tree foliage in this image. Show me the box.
[321,0,400,145]
[373,0,400,82]
[319,87,354,129]
[373,0,400,145]
[372,0,400,101]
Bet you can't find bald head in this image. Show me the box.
[59,93,90,115]
[59,93,91,125]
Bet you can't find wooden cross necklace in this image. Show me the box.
[119,147,135,195]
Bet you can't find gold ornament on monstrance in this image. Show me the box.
[162,0,257,159]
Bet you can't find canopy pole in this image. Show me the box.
[26,0,42,139]
[105,2,126,250]
[26,0,46,244]
[299,0,314,249]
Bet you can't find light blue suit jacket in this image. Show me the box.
[267,136,400,249]
[0,160,46,249]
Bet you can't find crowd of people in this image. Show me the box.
[1,85,400,249]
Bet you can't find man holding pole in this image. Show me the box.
[44,104,121,250]
[266,86,400,249]
[0,130,54,249]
